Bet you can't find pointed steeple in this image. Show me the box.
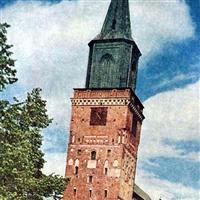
[86,0,141,91]
[96,0,132,40]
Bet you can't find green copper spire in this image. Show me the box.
[97,0,132,40]
[85,0,141,91]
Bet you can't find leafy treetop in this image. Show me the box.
[0,23,17,91]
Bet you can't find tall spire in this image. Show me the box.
[97,0,132,40]
[86,0,141,91]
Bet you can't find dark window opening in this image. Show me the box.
[112,19,116,30]
[89,189,92,197]
[104,167,108,175]
[73,188,76,196]
[75,166,79,175]
[90,107,108,126]
[77,149,81,156]
[107,150,111,157]
[89,176,93,183]
[91,151,96,160]
[104,190,108,198]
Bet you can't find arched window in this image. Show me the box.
[104,167,108,175]
[74,159,79,175]
[104,189,108,198]
[104,160,109,175]
[89,189,92,197]
[73,187,77,196]
[99,54,115,87]
[75,166,79,175]
[91,151,96,160]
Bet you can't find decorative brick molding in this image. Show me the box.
[71,98,129,106]
[71,97,144,121]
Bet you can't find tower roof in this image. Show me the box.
[96,0,132,40]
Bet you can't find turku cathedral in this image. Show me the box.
[63,0,151,199]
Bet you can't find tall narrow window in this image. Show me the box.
[75,159,79,176]
[104,189,108,198]
[91,151,96,160]
[107,149,111,157]
[89,189,92,198]
[75,166,79,175]
[104,167,108,175]
[99,54,115,87]
[112,19,116,30]
[104,160,109,175]
[89,176,93,183]
[73,187,77,196]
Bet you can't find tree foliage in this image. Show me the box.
[0,23,67,199]
[0,23,17,91]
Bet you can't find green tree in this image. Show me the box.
[0,23,17,92]
[0,23,67,199]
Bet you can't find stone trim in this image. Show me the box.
[71,97,144,121]
[71,98,129,106]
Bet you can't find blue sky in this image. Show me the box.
[0,0,199,199]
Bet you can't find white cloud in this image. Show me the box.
[131,0,195,64]
[136,169,200,200]
[43,153,66,176]
[138,81,200,163]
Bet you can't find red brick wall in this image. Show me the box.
[63,89,144,200]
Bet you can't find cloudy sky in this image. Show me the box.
[0,0,199,199]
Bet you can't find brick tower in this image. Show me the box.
[64,1,144,200]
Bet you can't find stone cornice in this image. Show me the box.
[71,97,145,121]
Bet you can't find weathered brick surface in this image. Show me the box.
[63,89,144,200]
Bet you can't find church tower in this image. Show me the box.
[64,1,144,200]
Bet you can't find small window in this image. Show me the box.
[107,150,111,157]
[89,176,93,183]
[112,19,116,30]
[77,149,81,156]
[91,151,96,160]
[104,189,108,198]
[104,167,108,175]
[73,187,77,196]
[89,189,92,197]
[75,166,79,175]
